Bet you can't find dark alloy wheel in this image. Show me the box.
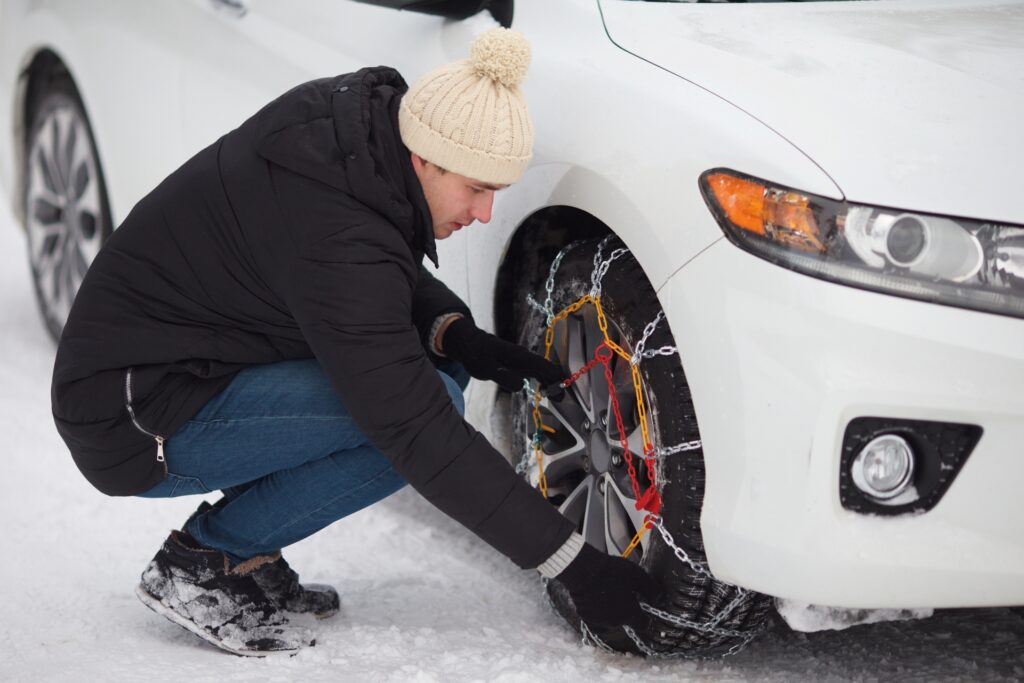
[512,238,772,657]
[23,75,112,342]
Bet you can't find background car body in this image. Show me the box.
[1,0,1021,611]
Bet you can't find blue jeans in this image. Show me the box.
[140,358,468,563]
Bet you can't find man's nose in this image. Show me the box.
[472,193,494,224]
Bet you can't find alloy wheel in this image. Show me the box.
[526,302,654,561]
[26,98,106,332]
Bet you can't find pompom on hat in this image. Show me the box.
[399,28,534,185]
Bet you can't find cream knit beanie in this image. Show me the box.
[399,28,534,185]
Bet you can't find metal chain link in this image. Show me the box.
[580,620,616,654]
[648,514,713,578]
[622,625,662,658]
[525,293,549,318]
[517,379,539,476]
[591,247,629,298]
[639,345,679,360]
[724,632,761,658]
[705,588,751,630]
[639,602,752,640]
[656,440,703,457]
[524,239,762,659]
[629,311,664,364]
[625,622,759,660]
[541,245,574,325]
[589,235,614,293]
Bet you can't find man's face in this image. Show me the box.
[410,153,508,240]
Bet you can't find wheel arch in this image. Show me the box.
[492,205,610,343]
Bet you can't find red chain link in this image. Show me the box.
[561,342,662,516]
[561,353,605,388]
[602,351,643,502]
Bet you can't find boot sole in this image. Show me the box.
[135,583,300,657]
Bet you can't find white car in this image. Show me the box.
[2,0,1022,657]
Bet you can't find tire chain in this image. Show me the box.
[580,620,617,654]
[523,238,765,657]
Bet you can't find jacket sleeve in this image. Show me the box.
[282,223,574,569]
[411,263,472,350]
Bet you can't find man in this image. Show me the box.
[52,28,657,655]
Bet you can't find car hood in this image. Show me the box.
[599,0,1024,223]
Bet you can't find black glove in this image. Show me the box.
[554,542,661,630]
[441,317,565,393]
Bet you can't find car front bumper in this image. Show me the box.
[660,237,1024,609]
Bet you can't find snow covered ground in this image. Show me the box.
[0,202,1021,683]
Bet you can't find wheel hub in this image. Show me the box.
[588,430,611,473]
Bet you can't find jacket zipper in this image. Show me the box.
[124,367,166,464]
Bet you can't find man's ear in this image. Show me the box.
[410,152,426,173]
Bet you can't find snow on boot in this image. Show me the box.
[136,530,313,656]
[182,500,340,618]
[251,556,340,619]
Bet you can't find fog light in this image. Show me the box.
[840,418,981,515]
[851,435,915,500]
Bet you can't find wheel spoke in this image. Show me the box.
[605,475,651,556]
[581,307,610,416]
[30,196,62,227]
[43,239,64,312]
[69,118,92,191]
[74,171,99,215]
[27,219,64,263]
[28,153,63,210]
[538,395,586,459]
[60,114,78,186]
[564,313,592,417]
[54,108,76,192]
[47,114,67,194]
[542,391,588,439]
[35,136,63,198]
[625,422,646,458]
[558,477,592,532]
[578,476,607,552]
[35,242,62,311]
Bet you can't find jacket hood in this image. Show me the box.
[253,67,438,265]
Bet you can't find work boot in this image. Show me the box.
[136,530,313,656]
[183,501,341,618]
[252,556,340,619]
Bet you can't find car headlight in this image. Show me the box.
[699,169,1024,319]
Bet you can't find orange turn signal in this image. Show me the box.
[704,171,825,253]
[706,172,766,236]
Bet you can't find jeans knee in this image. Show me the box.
[438,371,466,416]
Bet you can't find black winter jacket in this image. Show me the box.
[51,67,574,569]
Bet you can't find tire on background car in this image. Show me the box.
[511,237,771,657]
[23,72,112,342]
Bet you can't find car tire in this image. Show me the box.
[511,237,771,657]
[23,74,112,342]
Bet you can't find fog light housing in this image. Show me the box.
[839,417,982,516]
[851,434,915,501]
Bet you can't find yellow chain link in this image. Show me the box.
[531,389,548,498]
[594,299,654,456]
[622,520,651,560]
